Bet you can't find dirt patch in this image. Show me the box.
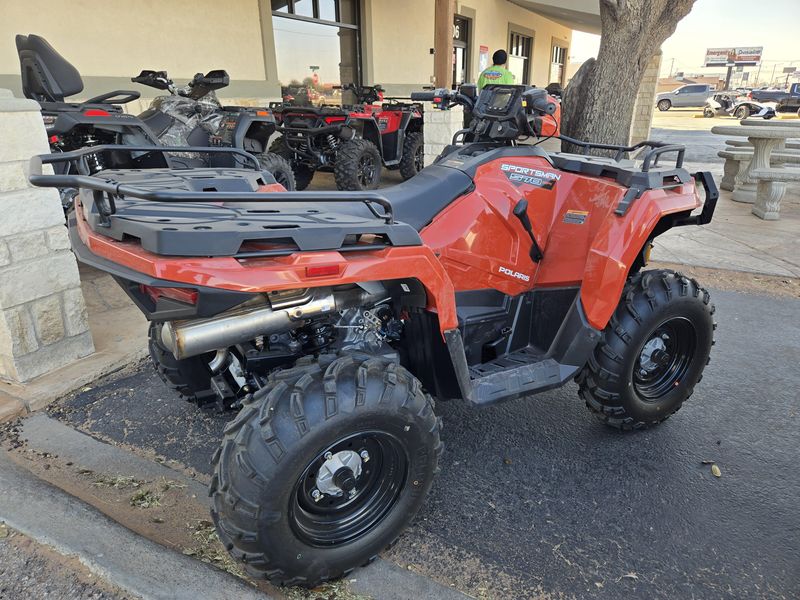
[651,262,800,299]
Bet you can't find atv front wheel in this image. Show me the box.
[334,139,382,190]
[258,152,296,191]
[577,270,715,430]
[399,131,425,180]
[268,137,316,190]
[703,107,715,118]
[211,354,442,587]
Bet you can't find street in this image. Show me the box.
[43,281,799,599]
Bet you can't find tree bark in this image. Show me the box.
[561,0,696,153]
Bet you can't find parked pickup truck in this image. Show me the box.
[656,84,716,111]
[775,83,800,114]
[748,88,789,103]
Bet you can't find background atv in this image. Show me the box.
[131,69,295,189]
[270,83,424,190]
[16,33,295,204]
[32,83,718,589]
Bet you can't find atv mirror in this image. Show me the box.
[513,198,531,228]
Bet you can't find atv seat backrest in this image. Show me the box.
[16,34,84,102]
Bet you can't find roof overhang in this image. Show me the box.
[508,0,601,34]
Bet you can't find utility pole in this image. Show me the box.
[669,58,675,77]
[770,63,778,86]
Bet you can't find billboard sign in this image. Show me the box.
[704,47,763,67]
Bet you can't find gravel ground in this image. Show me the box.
[0,524,133,600]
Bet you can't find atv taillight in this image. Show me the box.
[305,265,340,278]
[140,285,198,305]
[83,109,110,117]
[324,116,346,124]
[48,135,59,144]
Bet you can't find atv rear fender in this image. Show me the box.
[580,171,717,330]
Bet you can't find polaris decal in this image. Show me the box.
[500,164,560,189]
[498,266,530,282]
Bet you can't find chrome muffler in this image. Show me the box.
[161,287,385,360]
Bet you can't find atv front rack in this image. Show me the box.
[30,146,420,258]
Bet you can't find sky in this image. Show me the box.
[567,0,800,86]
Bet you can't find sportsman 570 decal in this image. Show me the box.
[501,163,560,189]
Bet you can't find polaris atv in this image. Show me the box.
[30,83,718,588]
[270,83,424,190]
[15,33,295,205]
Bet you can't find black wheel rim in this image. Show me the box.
[290,431,408,547]
[633,317,697,401]
[414,143,424,173]
[357,154,377,187]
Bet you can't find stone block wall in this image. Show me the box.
[630,52,663,145]
[0,90,94,382]
[423,104,464,166]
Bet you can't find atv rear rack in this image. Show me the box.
[30,146,421,257]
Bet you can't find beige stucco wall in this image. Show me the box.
[363,0,436,90]
[0,0,268,97]
[457,0,572,88]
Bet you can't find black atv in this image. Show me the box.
[270,83,424,191]
[15,33,295,206]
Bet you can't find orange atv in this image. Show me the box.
[31,84,718,588]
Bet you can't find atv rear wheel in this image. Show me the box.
[334,139,382,190]
[268,137,316,190]
[703,107,715,118]
[211,354,442,587]
[399,131,425,180]
[148,321,217,408]
[577,270,715,430]
[258,152,296,191]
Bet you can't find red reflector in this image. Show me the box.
[48,135,59,144]
[433,97,441,103]
[140,284,198,305]
[305,265,340,278]
[324,116,346,124]
[83,109,110,116]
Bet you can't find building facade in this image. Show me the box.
[0,0,599,105]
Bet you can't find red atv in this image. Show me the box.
[270,83,424,190]
[31,83,718,588]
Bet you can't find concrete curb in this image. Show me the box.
[0,450,268,600]
[15,414,473,600]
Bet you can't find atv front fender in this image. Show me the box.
[580,175,715,331]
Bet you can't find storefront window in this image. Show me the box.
[508,32,532,85]
[272,2,360,106]
[452,15,470,87]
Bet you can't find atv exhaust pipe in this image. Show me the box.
[161,287,386,360]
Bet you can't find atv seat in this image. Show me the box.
[16,34,140,105]
[381,165,473,230]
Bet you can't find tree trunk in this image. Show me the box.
[561,0,696,153]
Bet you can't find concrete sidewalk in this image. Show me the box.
[0,450,268,600]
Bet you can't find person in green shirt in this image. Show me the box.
[478,50,516,90]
